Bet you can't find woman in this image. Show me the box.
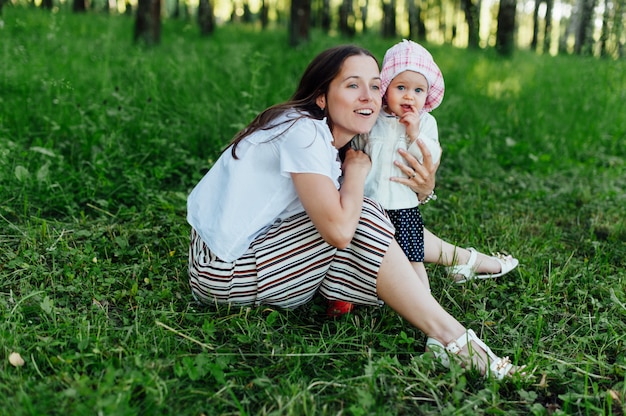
[187,45,522,379]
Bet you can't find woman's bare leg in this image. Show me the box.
[377,240,463,341]
[376,240,517,375]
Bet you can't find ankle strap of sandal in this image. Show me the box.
[445,329,476,354]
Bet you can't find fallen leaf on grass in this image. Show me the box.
[608,389,622,403]
[9,352,25,367]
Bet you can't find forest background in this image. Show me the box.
[1,1,625,415]
[2,0,624,57]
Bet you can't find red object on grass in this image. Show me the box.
[327,300,354,318]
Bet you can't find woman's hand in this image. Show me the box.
[390,139,439,197]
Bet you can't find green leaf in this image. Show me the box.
[37,162,51,182]
[15,165,30,182]
[40,295,54,315]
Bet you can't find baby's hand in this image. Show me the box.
[398,110,421,143]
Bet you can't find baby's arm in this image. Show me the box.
[408,114,441,164]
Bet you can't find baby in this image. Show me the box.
[354,39,445,276]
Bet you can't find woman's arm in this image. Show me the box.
[292,148,371,249]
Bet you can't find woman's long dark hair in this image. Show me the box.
[228,45,378,159]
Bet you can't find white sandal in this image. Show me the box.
[446,247,519,284]
[425,329,516,379]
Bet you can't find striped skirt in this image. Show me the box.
[188,197,395,309]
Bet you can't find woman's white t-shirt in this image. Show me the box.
[187,112,341,262]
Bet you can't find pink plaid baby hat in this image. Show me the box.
[380,39,445,113]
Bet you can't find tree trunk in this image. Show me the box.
[416,3,426,40]
[321,0,331,31]
[543,0,553,53]
[496,0,516,56]
[338,0,355,36]
[574,0,596,55]
[559,15,574,54]
[598,0,610,56]
[134,0,161,45]
[408,0,416,40]
[73,0,87,12]
[289,0,311,47]
[360,0,368,33]
[198,0,214,35]
[260,0,269,29]
[407,0,426,41]
[381,0,396,38]
[616,0,625,58]
[531,0,541,50]
[243,2,252,22]
[172,0,180,19]
[461,0,480,48]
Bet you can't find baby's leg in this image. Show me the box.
[423,228,466,265]
[424,228,512,275]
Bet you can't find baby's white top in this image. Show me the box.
[354,111,441,210]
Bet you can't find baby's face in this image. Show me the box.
[384,71,428,116]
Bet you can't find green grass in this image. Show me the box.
[1,6,625,415]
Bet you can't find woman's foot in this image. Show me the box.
[426,329,522,379]
[446,248,519,284]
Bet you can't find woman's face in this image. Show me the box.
[317,55,382,148]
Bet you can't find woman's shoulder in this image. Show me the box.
[248,110,329,144]
[289,111,329,128]
[282,112,333,140]
[277,110,328,130]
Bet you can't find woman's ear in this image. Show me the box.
[316,95,326,110]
